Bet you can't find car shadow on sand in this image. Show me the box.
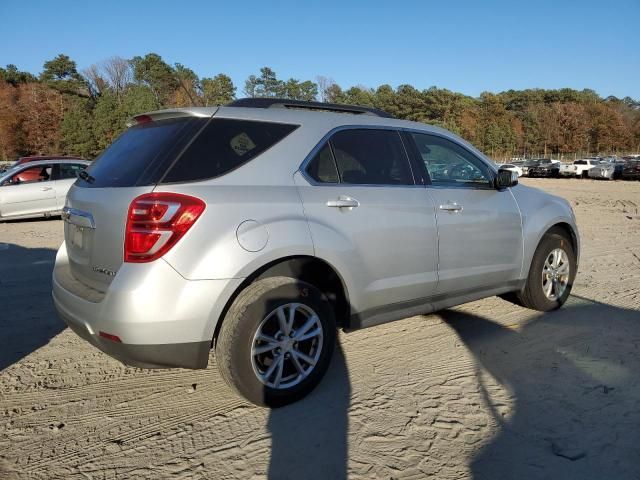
[440,296,640,480]
[0,242,63,370]
[267,342,350,480]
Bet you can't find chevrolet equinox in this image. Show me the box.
[52,98,580,406]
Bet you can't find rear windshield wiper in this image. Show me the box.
[78,170,95,184]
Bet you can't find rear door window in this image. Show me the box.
[161,119,299,183]
[329,129,414,185]
[56,163,86,180]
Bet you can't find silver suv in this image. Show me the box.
[52,99,579,407]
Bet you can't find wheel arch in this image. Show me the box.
[545,222,578,257]
[522,219,579,280]
[212,255,351,346]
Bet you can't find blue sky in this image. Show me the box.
[1,0,638,98]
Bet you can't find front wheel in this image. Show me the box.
[215,277,336,407]
[514,232,576,311]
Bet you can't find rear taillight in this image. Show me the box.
[124,192,206,263]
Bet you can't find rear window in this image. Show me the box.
[78,118,205,188]
[161,119,299,183]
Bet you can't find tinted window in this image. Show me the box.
[78,118,205,188]
[574,160,587,165]
[57,163,86,179]
[411,133,492,187]
[306,143,339,183]
[162,119,299,183]
[330,129,413,185]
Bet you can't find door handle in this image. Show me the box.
[439,202,463,212]
[326,196,359,208]
[41,186,53,191]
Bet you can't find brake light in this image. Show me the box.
[134,114,153,124]
[124,192,206,263]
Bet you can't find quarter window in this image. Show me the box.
[410,133,492,187]
[162,119,299,183]
[330,129,413,185]
[306,143,339,183]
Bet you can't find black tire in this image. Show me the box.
[215,276,336,407]
[513,231,576,311]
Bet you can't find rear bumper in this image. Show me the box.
[52,242,243,369]
[57,307,210,368]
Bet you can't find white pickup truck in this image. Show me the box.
[559,158,600,178]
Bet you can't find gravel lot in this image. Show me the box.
[1,178,639,480]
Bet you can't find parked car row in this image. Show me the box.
[499,155,640,181]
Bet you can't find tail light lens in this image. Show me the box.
[124,192,205,263]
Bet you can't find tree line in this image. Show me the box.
[1,53,639,161]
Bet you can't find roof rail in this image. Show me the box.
[226,98,393,118]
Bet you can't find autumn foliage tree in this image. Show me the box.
[0,56,639,161]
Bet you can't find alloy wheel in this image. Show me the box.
[542,248,570,301]
[251,303,324,389]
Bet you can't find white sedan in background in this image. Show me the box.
[498,163,524,177]
[0,159,90,221]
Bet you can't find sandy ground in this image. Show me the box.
[0,178,639,480]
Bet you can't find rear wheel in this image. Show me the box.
[215,276,336,407]
[507,231,576,311]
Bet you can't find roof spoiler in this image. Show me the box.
[126,107,216,127]
[226,98,393,118]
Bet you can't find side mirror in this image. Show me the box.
[495,168,518,189]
